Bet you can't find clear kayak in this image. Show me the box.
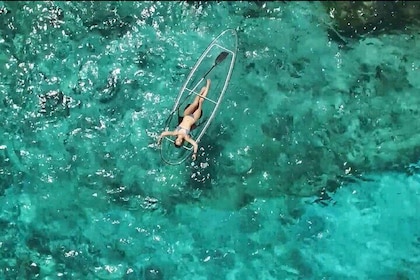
[160,29,238,165]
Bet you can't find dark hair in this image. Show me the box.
[174,141,183,148]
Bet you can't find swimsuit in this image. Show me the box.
[176,125,190,135]
[175,111,199,136]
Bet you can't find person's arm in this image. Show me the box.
[185,137,199,160]
[157,130,176,145]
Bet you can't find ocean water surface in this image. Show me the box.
[0,1,419,279]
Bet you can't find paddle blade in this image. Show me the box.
[202,51,230,78]
[215,51,229,65]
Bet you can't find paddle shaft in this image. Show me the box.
[194,51,229,90]
[173,51,230,116]
[202,63,217,79]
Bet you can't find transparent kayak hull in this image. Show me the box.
[160,29,238,165]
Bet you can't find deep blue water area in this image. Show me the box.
[0,1,419,279]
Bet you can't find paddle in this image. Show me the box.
[174,51,230,117]
[178,51,229,103]
[203,51,229,78]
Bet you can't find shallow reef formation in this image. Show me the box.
[185,2,420,209]
[322,1,420,38]
[0,2,419,278]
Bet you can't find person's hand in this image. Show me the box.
[157,135,162,145]
[192,153,197,161]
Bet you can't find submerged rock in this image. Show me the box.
[143,265,164,280]
[323,1,420,38]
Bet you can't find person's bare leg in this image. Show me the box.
[192,102,203,120]
[191,79,210,119]
[183,98,200,116]
[184,79,211,115]
[199,79,211,101]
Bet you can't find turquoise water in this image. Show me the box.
[1,1,419,279]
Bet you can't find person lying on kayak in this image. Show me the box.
[157,79,211,161]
